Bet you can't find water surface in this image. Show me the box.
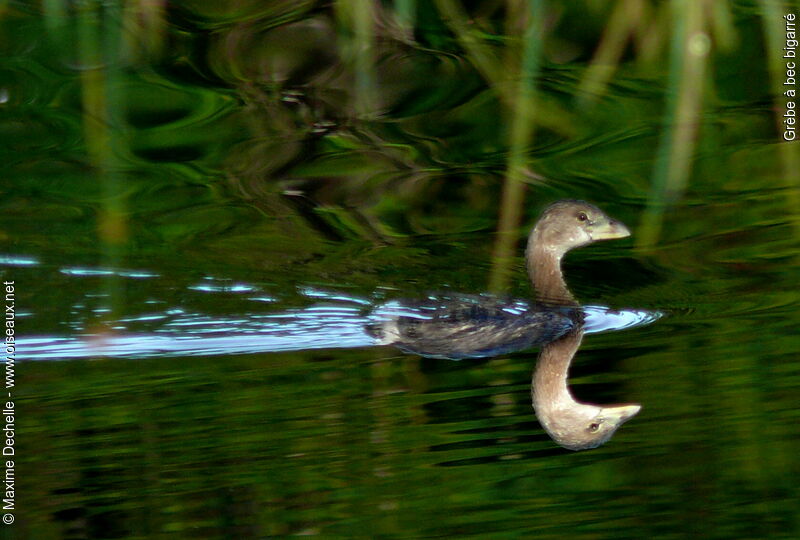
[4,2,800,538]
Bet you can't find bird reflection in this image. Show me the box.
[532,328,640,450]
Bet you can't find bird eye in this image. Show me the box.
[588,422,600,432]
[577,212,588,222]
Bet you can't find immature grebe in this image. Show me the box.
[368,200,630,359]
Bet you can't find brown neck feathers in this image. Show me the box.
[526,232,576,306]
[532,329,584,413]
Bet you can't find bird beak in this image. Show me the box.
[605,403,642,424]
[591,218,631,241]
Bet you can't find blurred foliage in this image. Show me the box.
[2,0,800,537]
[2,0,796,269]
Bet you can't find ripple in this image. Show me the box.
[59,267,159,278]
[0,254,39,266]
[20,303,374,360]
[18,273,660,360]
[582,305,664,334]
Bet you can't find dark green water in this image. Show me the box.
[3,1,800,538]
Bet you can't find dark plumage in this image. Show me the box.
[367,295,579,360]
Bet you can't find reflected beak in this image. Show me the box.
[605,403,642,425]
[592,218,631,241]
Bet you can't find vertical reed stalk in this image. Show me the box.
[488,1,544,293]
[76,0,129,322]
[43,0,68,34]
[434,0,502,84]
[395,0,416,33]
[639,0,709,248]
[336,0,378,117]
[578,0,643,104]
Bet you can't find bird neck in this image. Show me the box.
[526,233,577,306]
[531,330,583,417]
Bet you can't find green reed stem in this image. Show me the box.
[434,0,502,84]
[123,0,167,59]
[336,0,378,118]
[578,0,642,104]
[436,0,571,138]
[42,0,68,34]
[395,0,416,31]
[76,0,128,322]
[488,1,544,293]
[639,0,709,249]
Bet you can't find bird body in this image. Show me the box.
[368,295,580,359]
